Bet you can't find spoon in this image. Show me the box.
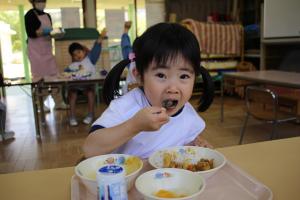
[162,99,177,109]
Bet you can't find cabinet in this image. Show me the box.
[259,38,300,116]
[260,38,300,71]
[259,1,300,71]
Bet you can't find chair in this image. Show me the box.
[239,86,297,144]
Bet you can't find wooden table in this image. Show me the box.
[220,70,300,121]
[35,74,106,130]
[0,137,299,199]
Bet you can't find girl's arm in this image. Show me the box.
[83,117,140,158]
[83,106,169,158]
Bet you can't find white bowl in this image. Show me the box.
[135,168,205,200]
[75,154,143,195]
[148,146,226,179]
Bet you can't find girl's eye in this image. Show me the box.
[180,74,191,79]
[155,73,166,79]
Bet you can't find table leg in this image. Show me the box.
[31,85,41,137]
[38,86,46,124]
[0,87,6,98]
[95,83,100,106]
[220,76,224,122]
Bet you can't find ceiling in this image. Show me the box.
[1,0,143,10]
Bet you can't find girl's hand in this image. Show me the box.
[191,135,213,148]
[131,107,169,132]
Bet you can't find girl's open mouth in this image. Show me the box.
[162,99,178,109]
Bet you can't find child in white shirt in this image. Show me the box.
[83,23,215,158]
[66,36,103,126]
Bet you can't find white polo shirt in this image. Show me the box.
[68,56,96,74]
[92,88,205,159]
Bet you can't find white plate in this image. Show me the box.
[148,146,226,179]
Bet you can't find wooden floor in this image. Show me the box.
[0,86,299,174]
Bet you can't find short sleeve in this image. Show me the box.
[183,107,206,145]
[92,89,143,129]
[92,100,125,128]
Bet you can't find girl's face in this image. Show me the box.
[72,49,86,62]
[141,56,195,116]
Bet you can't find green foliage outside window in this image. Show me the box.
[0,11,22,52]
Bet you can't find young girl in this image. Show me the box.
[83,23,214,159]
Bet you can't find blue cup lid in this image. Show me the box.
[98,165,124,175]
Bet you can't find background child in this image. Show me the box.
[66,35,103,126]
[83,23,214,159]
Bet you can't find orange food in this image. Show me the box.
[155,189,187,198]
[162,153,214,172]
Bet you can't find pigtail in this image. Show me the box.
[197,66,215,112]
[102,59,131,105]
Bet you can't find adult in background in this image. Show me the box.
[25,0,57,78]
[25,0,66,110]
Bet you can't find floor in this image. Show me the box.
[0,86,299,174]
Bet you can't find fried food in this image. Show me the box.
[163,152,172,168]
[162,152,214,171]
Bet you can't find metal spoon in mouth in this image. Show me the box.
[162,99,178,109]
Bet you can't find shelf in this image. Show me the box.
[244,49,260,58]
[244,53,260,58]
[262,37,300,44]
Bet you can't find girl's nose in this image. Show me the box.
[166,83,179,94]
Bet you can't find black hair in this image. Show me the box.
[30,0,46,4]
[68,42,84,56]
[103,22,214,112]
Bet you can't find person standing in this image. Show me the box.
[25,0,57,78]
[25,0,66,110]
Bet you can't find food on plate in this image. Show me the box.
[124,156,142,175]
[154,189,187,198]
[149,147,226,179]
[162,152,214,172]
